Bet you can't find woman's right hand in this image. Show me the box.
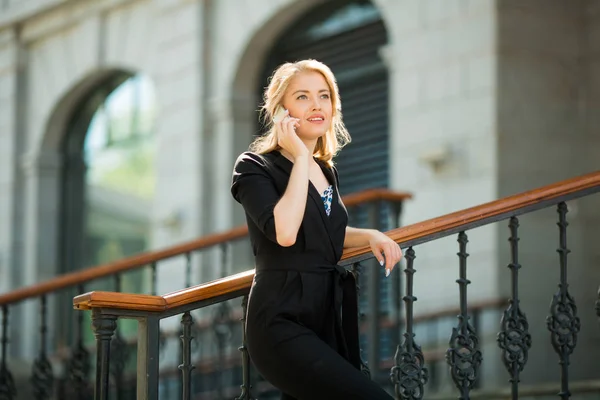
[276,109,309,159]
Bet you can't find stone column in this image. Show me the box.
[18,149,62,359]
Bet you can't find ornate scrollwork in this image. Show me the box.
[547,203,580,359]
[68,342,91,396]
[446,319,482,393]
[0,364,16,400]
[547,290,580,356]
[31,354,54,399]
[498,217,531,385]
[498,303,531,377]
[391,333,428,399]
[1,306,16,400]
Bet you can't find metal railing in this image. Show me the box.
[73,171,600,399]
[0,188,411,400]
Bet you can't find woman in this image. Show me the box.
[231,59,401,399]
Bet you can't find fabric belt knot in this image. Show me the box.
[334,264,348,278]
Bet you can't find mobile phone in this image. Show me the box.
[273,106,286,123]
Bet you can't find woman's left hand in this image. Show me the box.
[368,230,402,277]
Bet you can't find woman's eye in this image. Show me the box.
[297,95,307,100]
[321,94,330,99]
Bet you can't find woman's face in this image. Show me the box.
[281,71,333,141]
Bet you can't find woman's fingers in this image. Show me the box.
[381,242,402,277]
[372,246,385,267]
[385,243,396,273]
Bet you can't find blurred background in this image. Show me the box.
[0,0,599,399]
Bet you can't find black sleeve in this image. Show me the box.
[231,152,280,243]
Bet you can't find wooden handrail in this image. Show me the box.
[343,170,600,260]
[0,188,411,306]
[73,170,600,313]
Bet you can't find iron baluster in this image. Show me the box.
[391,203,403,358]
[446,231,482,399]
[68,284,90,399]
[91,310,118,400]
[179,311,195,400]
[150,262,167,352]
[367,201,382,383]
[497,217,531,400]
[0,305,16,400]
[352,262,371,378]
[214,301,232,400]
[546,202,580,400]
[236,295,255,400]
[179,253,193,399]
[390,247,428,399]
[110,274,128,399]
[31,295,54,399]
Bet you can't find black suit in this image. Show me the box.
[231,151,392,400]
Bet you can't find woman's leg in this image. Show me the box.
[251,333,393,400]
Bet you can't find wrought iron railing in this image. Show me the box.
[0,188,411,400]
[73,170,600,400]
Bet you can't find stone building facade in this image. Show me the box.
[0,0,598,396]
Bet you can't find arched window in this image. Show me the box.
[58,71,157,353]
[61,73,156,278]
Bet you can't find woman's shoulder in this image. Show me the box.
[233,151,277,171]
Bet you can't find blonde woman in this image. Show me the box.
[231,59,400,399]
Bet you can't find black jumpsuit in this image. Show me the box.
[231,151,393,400]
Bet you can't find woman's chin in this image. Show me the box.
[298,128,328,141]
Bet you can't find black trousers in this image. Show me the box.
[250,331,393,400]
[247,270,393,400]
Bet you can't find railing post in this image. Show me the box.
[91,310,118,400]
[390,247,428,399]
[352,262,371,378]
[390,202,403,358]
[236,295,255,400]
[497,217,531,400]
[367,200,382,381]
[136,316,160,400]
[111,275,129,400]
[546,202,580,400]
[179,312,195,400]
[446,231,482,400]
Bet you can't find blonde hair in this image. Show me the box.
[250,59,351,167]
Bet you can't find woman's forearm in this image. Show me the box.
[343,226,377,248]
[273,156,310,246]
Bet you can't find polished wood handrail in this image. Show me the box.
[344,170,600,259]
[0,188,411,306]
[73,170,600,313]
